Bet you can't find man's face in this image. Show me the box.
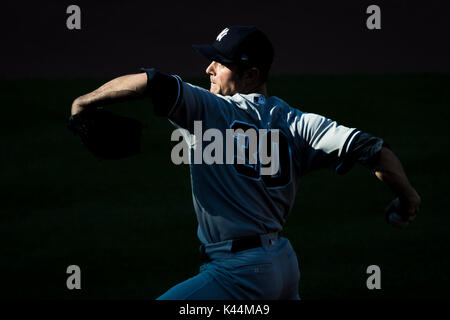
[206,61,242,96]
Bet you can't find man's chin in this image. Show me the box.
[209,85,220,95]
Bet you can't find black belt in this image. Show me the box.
[230,235,263,253]
[199,234,270,263]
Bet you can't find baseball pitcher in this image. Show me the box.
[69,26,421,299]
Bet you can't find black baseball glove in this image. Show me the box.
[67,107,144,159]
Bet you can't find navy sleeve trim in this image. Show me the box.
[336,131,386,174]
[342,129,361,155]
[335,129,361,175]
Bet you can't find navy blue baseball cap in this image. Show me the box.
[192,26,274,73]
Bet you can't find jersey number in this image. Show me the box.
[231,122,291,188]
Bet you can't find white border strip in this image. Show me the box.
[167,75,182,116]
[345,129,361,153]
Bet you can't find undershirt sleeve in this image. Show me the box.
[140,67,182,117]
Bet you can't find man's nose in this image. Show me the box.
[206,61,215,75]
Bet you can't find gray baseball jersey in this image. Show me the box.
[142,68,384,245]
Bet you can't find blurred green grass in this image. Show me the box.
[0,74,449,300]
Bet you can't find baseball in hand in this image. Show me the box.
[387,211,409,228]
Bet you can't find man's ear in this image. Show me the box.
[243,67,261,86]
[247,67,260,81]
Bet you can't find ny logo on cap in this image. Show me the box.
[216,28,229,42]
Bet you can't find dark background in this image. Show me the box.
[1,0,450,77]
[0,0,449,300]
